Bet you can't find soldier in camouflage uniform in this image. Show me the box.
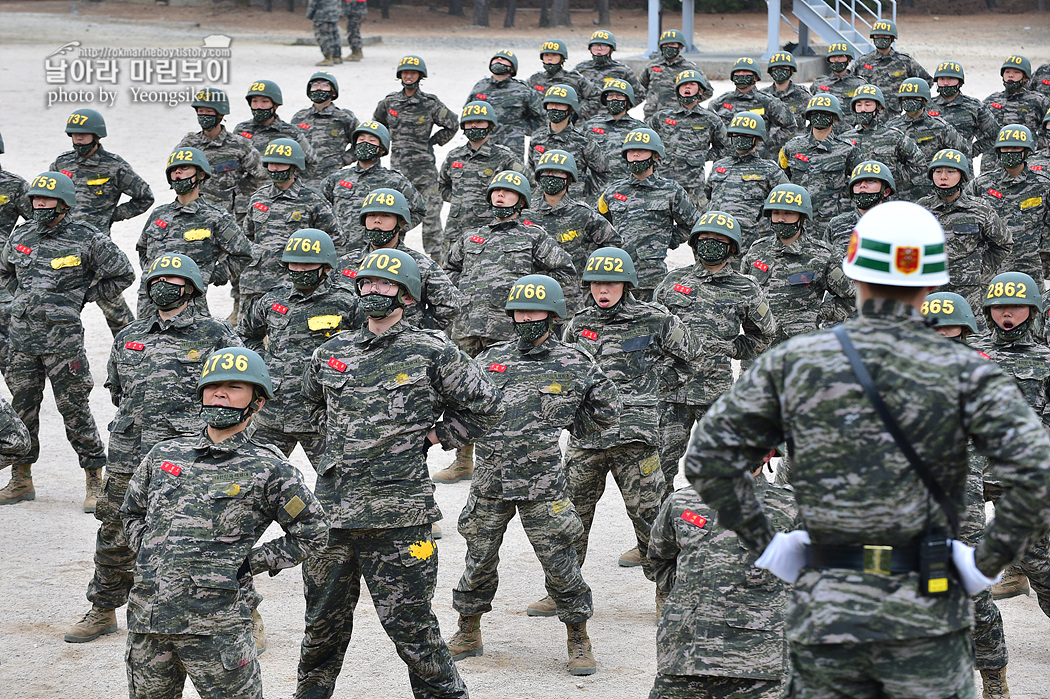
[930,61,1000,162]
[466,49,545,159]
[291,72,360,188]
[307,0,342,66]
[447,274,618,676]
[641,30,710,121]
[965,125,1050,286]
[778,94,859,229]
[596,128,697,300]
[574,30,646,104]
[581,79,647,178]
[178,88,268,227]
[333,188,460,331]
[233,80,319,175]
[851,19,933,115]
[689,201,1050,699]
[122,347,329,699]
[648,477,796,699]
[825,159,896,260]
[295,248,502,699]
[0,131,31,379]
[52,108,153,335]
[760,52,810,130]
[241,138,340,320]
[527,84,610,202]
[887,78,966,200]
[711,57,797,160]
[653,212,776,507]
[137,148,253,316]
[1030,109,1050,172]
[527,150,620,315]
[983,55,1050,159]
[917,149,1010,312]
[439,101,525,264]
[845,84,927,201]
[341,0,366,61]
[374,55,459,259]
[1030,62,1050,98]
[65,254,241,644]
[647,69,727,208]
[239,229,358,468]
[810,42,867,129]
[526,39,602,120]
[439,172,575,484]
[705,114,789,253]
[0,172,135,509]
[320,121,426,258]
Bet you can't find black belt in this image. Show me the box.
[806,544,920,575]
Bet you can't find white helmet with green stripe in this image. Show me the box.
[842,202,949,287]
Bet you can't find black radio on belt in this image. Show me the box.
[919,535,951,597]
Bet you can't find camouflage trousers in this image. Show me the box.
[453,493,592,623]
[785,630,976,699]
[0,297,9,378]
[649,673,782,699]
[8,348,106,469]
[393,153,443,260]
[492,126,530,163]
[657,402,707,500]
[295,525,468,699]
[313,19,342,59]
[252,425,326,470]
[88,468,136,609]
[566,441,665,580]
[1013,532,1050,619]
[126,629,261,699]
[972,589,1007,670]
[95,293,135,337]
[343,8,363,51]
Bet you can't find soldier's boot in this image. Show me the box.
[333,56,343,64]
[432,444,473,484]
[83,467,102,513]
[991,567,1030,600]
[252,609,267,656]
[348,48,364,62]
[227,297,240,326]
[447,614,483,661]
[566,621,596,676]
[316,56,336,66]
[526,594,557,617]
[64,604,118,643]
[980,666,1011,699]
[0,464,35,505]
[618,546,642,567]
[432,522,442,539]
[656,588,669,616]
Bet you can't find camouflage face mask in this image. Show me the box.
[359,291,401,318]
[149,280,186,310]
[489,61,512,76]
[539,174,568,195]
[200,404,254,429]
[994,316,1031,343]
[827,58,849,73]
[288,267,325,290]
[514,318,549,343]
[809,111,836,130]
[627,156,653,174]
[770,221,801,240]
[872,37,893,50]
[935,181,963,198]
[32,207,59,224]
[308,89,334,104]
[171,177,198,195]
[854,110,878,126]
[491,203,518,219]
[900,98,925,114]
[1003,79,1025,93]
[732,135,756,153]
[546,107,571,124]
[937,84,961,98]
[676,91,698,108]
[268,168,294,183]
[769,67,793,84]
[660,45,680,61]
[251,107,276,124]
[463,127,490,142]
[592,54,612,67]
[72,140,96,157]
[694,238,731,265]
[355,142,382,162]
[197,113,221,131]
[604,98,628,115]
[365,225,398,247]
[731,74,757,88]
[853,190,884,210]
[542,62,563,77]
[998,150,1026,169]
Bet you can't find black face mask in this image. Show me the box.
[308,89,334,104]
[539,174,568,195]
[1003,79,1025,93]
[251,107,277,124]
[935,182,963,198]
[400,78,419,90]
[995,316,1031,343]
[872,37,893,50]
[490,61,512,76]
[542,62,563,77]
[769,67,793,84]
[901,98,925,114]
[463,127,490,143]
[677,92,698,108]
[604,98,628,115]
[827,58,849,73]
[732,74,757,88]
[491,203,518,219]
[694,238,732,265]
[72,140,96,157]
[661,46,680,61]
[288,267,325,290]
[171,177,198,195]
[809,112,836,130]
[33,207,60,224]
[593,53,612,67]
[268,168,293,183]
[627,157,653,174]
[149,280,187,310]
[365,225,399,247]
[200,404,255,429]
[937,84,961,98]
[514,318,549,343]
[770,221,801,240]
[355,142,382,162]
[359,292,400,318]
[546,107,570,124]
[732,135,756,153]
[197,113,221,131]
[999,150,1027,169]
[853,190,884,210]
[854,110,878,126]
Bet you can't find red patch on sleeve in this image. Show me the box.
[664,118,678,125]
[475,93,488,100]
[1032,165,1044,171]
[591,127,606,135]
[161,461,182,477]
[338,180,354,189]
[1043,80,1050,86]
[15,244,31,255]
[534,84,546,92]
[327,357,347,372]
[488,363,507,372]
[154,219,168,228]
[60,169,74,178]
[253,202,269,212]
[652,67,662,73]
[991,102,1003,109]
[863,64,873,70]
[926,110,940,116]
[581,329,598,340]
[298,122,311,129]
[752,260,769,271]
[673,283,692,294]
[721,102,734,110]
[451,162,464,168]
[125,341,145,351]
[470,235,485,244]
[271,303,288,314]
[342,268,357,278]
[680,510,707,528]
[241,131,253,138]
[818,85,830,91]
[534,145,545,153]
[793,153,809,162]
[388,109,399,116]
[715,166,727,174]
[522,220,534,226]
[978,351,992,360]
[612,193,627,201]
[987,188,1003,199]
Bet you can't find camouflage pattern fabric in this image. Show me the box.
[759,81,810,130]
[126,629,262,699]
[1030,63,1050,98]
[50,144,155,235]
[526,67,603,120]
[741,233,855,343]
[374,88,459,258]
[915,192,1011,309]
[850,48,934,113]
[844,124,927,202]
[574,57,647,104]
[580,112,647,178]
[709,89,797,159]
[649,673,780,699]
[176,128,269,223]
[704,153,789,252]
[648,483,796,688]
[136,197,253,314]
[240,181,341,312]
[929,95,1001,161]
[289,104,359,188]
[809,73,867,112]
[232,116,320,177]
[596,174,697,294]
[640,57,709,120]
[309,0,342,60]
[527,123,610,201]
[778,132,859,226]
[0,168,31,377]
[341,0,366,51]
[438,140,525,263]
[647,104,728,206]
[965,165,1050,284]
[320,162,425,258]
[824,208,859,261]
[0,395,30,462]
[465,77,545,158]
[445,219,575,344]
[981,88,1050,158]
[886,112,966,197]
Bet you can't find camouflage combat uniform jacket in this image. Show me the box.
[0,395,30,460]
[965,165,1050,284]
[302,320,504,529]
[574,57,646,103]
[705,153,789,252]
[472,336,619,500]
[760,81,810,129]
[238,277,360,434]
[929,95,1001,160]
[688,298,1050,646]
[232,116,319,174]
[710,88,797,159]
[176,127,268,221]
[971,326,1050,430]
[373,88,459,171]
[844,123,927,201]
[810,72,867,108]
[122,428,330,634]
[649,483,796,680]
[465,76,545,157]
[825,208,861,261]
[320,162,425,258]
[438,139,524,256]
[580,111,647,177]
[50,144,154,235]
[778,132,859,225]
[290,102,360,186]
[526,67,602,120]
[640,56,708,120]
[851,48,933,113]
[886,111,966,196]
[446,218,575,343]
[647,103,728,199]
[1030,64,1050,98]
[527,123,610,200]
[982,88,1050,157]
[0,168,30,240]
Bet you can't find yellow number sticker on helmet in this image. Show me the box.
[998,129,1028,142]
[937,62,962,74]
[462,103,488,117]
[730,114,759,130]
[32,176,58,191]
[830,43,849,52]
[399,56,421,67]
[363,251,403,275]
[248,82,267,92]
[624,131,651,144]
[67,112,89,126]
[493,171,523,186]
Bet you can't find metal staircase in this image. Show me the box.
[766,0,897,59]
